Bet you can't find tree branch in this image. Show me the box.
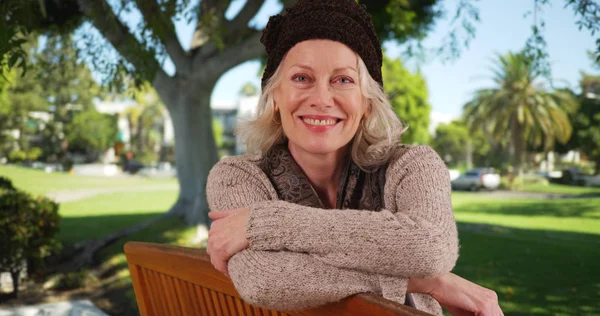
[199,0,232,24]
[76,0,167,82]
[191,29,264,81]
[135,0,191,76]
[227,0,265,32]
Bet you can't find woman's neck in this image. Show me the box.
[288,143,348,208]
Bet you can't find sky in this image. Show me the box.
[156,0,596,118]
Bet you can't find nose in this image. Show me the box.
[309,81,334,110]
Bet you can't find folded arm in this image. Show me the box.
[243,146,459,278]
[206,158,406,310]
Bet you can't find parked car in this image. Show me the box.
[451,168,501,191]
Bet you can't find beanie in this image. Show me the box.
[260,0,383,89]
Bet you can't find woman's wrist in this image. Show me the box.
[407,276,441,295]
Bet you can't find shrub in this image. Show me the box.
[0,176,14,190]
[500,176,524,191]
[0,187,61,298]
[26,147,42,161]
[520,174,550,186]
[8,150,26,163]
[500,175,549,191]
[54,270,95,291]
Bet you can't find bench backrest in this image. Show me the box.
[124,241,431,316]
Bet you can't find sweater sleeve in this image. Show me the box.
[206,157,407,310]
[246,145,459,279]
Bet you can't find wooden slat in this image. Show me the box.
[193,283,209,315]
[136,268,155,316]
[127,264,150,316]
[226,294,237,315]
[185,281,202,315]
[145,269,167,316]
[234,296,247,316]
[218,292,232,315]
[242,299,254,316]
[158,272,176,315]
[173,278,188,314]
[204,287,219,316]
[211,290,224,316]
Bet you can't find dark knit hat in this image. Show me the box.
[260,0,383,89]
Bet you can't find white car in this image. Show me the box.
[451,168,501,191]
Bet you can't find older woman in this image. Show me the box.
[206,0,503,315]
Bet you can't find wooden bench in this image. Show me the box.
[124,241,432,315]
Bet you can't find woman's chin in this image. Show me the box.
[292,141,348,156]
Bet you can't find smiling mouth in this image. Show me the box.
[300,116,342,126]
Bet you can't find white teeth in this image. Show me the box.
[302,118,337,126]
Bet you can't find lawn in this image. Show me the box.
[58,190,179,243]
[2,166,599,315]
[519,183,600,195]
[452,193,600,316]
[0,165,176,196]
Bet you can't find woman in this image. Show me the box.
[206,0,503,315]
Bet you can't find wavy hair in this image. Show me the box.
[236,54,407,170]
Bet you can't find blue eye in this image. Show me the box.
[293,74,309,82]
[337,77,354,84]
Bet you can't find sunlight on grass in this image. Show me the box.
[0,165,176,196]
[57,190,178,243]
[520,183,600,195]
[452,195,600,235]
[59,190,178,217]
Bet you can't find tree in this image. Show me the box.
[2,0,598,227]
[239,82,258,97]
[2,43,47,154]
[431,120,492,169]
[37,35,101,162]
[0,0,444,226]
[463,52,576,175]
[65,109,118,161]
[558,73,600,174]
[382,54,431,144]
[123,84,168,163]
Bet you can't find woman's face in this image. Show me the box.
[274,40,368,156]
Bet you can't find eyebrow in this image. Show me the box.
[289,64,358,73]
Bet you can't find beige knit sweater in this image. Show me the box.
[206,145,459,315]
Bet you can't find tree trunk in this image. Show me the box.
[162,79,220,227]
[466,139,473,169]
[510,115,525,176]
[10,270,19,298]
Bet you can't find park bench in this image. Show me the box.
[124,241,432,316]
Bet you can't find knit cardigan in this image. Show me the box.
[206,145,459,315]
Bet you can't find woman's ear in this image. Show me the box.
[364,100,372,118]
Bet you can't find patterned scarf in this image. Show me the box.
[254,144,387,211]
[253,144,417,308]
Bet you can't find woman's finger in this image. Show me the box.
[208,211,228,220]
[209,209,238,220]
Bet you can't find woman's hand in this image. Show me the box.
[207,208,251,277]
[409,273,504,316]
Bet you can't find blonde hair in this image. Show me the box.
[236,54,406,170]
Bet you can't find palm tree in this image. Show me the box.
[463,52,576,175]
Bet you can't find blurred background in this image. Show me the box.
[0,0,599,315]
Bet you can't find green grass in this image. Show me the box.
[452,193,600,235]
[57,190,179,243]
[0,165,176,196]
[520,183,600,195]
[452,193,600,315]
